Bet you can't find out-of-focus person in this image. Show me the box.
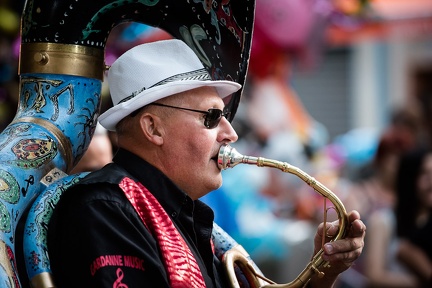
[348,135,418,287]
[339,106,423,287]
[395,148,432,286]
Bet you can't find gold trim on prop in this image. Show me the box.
[19,43,105,80]
[30,272,56,288]
[12,117,73,172]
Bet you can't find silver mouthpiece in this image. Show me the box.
[218,144,235,169]
[218,144,258,170]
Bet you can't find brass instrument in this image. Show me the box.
[217,144,349,288]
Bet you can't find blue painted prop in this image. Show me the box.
[23,172,89,284]
[0,0,255,286]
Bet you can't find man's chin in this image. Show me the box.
[208,175,222,191]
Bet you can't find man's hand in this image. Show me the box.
[310,210,366,287]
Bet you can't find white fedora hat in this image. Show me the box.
[99,39,242,131]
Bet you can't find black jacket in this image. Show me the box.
[48,149,228,287]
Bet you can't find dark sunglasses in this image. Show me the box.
[148,102,231,129]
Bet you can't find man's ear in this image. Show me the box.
[139,113,164,146]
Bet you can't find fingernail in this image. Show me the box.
[324,244,333,254]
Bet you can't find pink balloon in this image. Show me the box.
[254,0,315,48]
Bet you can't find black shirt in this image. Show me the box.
[48,149,228,287]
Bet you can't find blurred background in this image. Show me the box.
[2,0,432,287]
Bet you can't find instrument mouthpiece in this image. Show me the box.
[218,144,244,170]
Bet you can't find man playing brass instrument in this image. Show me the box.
[48,39,366,287]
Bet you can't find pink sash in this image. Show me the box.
[119,177,206,287]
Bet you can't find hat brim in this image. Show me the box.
[99,80,241,131]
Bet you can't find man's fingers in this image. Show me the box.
[311,210,366,275]
[349,218,366,238]
[324,236,363,255]
[348,210,361,222]
[321,211,365,239]
[317,220,340,238]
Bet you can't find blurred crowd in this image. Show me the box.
[1,0,432,287]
